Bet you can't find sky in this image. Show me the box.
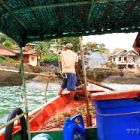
[83,32,138,52]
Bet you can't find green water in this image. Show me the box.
[0,81,140,125]
[0,81,60,124]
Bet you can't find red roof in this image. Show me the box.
[0,48,16,56]
[0,47,39,57]
[13,48,39,55]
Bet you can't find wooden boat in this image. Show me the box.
[0,85,105,140]
[0,0,140,140]
[1,88,140,140]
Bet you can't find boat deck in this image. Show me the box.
[37,99,96,132]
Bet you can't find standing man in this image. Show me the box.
[58,43,78,102]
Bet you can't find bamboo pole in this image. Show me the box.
[79,37,92,126]
[45,79,49,101]
[87,79,115,91]
[20,47,31,140]
[0,113,25,130]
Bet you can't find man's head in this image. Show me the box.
[65,43,73,50]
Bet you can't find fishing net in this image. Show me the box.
[0,0,140,45]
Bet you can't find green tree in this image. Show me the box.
[86,41,96,49]
[34,41,50,60]
[95,43,106,53]
[0,34,16,49]
[0,35,7,43]
[86,41,106,53]
[43,53,58,63]
[0,57,4,62]
[4,40,14,49]
[33,37,81,62]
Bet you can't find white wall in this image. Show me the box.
[29,55,38,66]
[112,56,120,64]
[135,56,140,67]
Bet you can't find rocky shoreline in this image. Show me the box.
[102,76,140,84]
[86,68,140,84]
[0,64,140,86]
[0,63,42,86]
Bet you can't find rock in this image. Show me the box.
[0,63,42,86]
[103,76,140,84]
[86,68,123,82]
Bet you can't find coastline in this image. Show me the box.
[87,68,140,84]
[0,64,140,86]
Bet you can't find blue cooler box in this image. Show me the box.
[91,90,140,140]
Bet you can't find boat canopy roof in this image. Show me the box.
[0,0,140,46]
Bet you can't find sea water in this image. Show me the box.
[0,81,140,125]
[0,81,60,125]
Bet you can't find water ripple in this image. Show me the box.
[0,81,60,124]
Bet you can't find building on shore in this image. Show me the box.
[0,46,39,66]
[111,49,140,69]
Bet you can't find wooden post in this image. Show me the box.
[20,47,31,140]
[79,37,92,126]
[45,79,49,101]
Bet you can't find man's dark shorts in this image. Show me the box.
[61,73,77,91]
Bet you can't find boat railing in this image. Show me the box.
[0,112,25,130]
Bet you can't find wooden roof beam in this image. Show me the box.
[0,0,27,31]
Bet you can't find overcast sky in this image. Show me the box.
[83,32,138,52]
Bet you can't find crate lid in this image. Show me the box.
[91,89,140,101]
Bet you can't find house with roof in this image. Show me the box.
[0,47,16,58]
[111,49,140,69]
[0,46,39,66]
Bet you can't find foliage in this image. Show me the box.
[43,53,58,62]
[0,34,16,49]
[0,57,4,62]
[33,37,80,63]
[4,57,16,63]
[86,41,96,49]
[86,41,106,53]
[33,41,50,60]
[3,40,14,49]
